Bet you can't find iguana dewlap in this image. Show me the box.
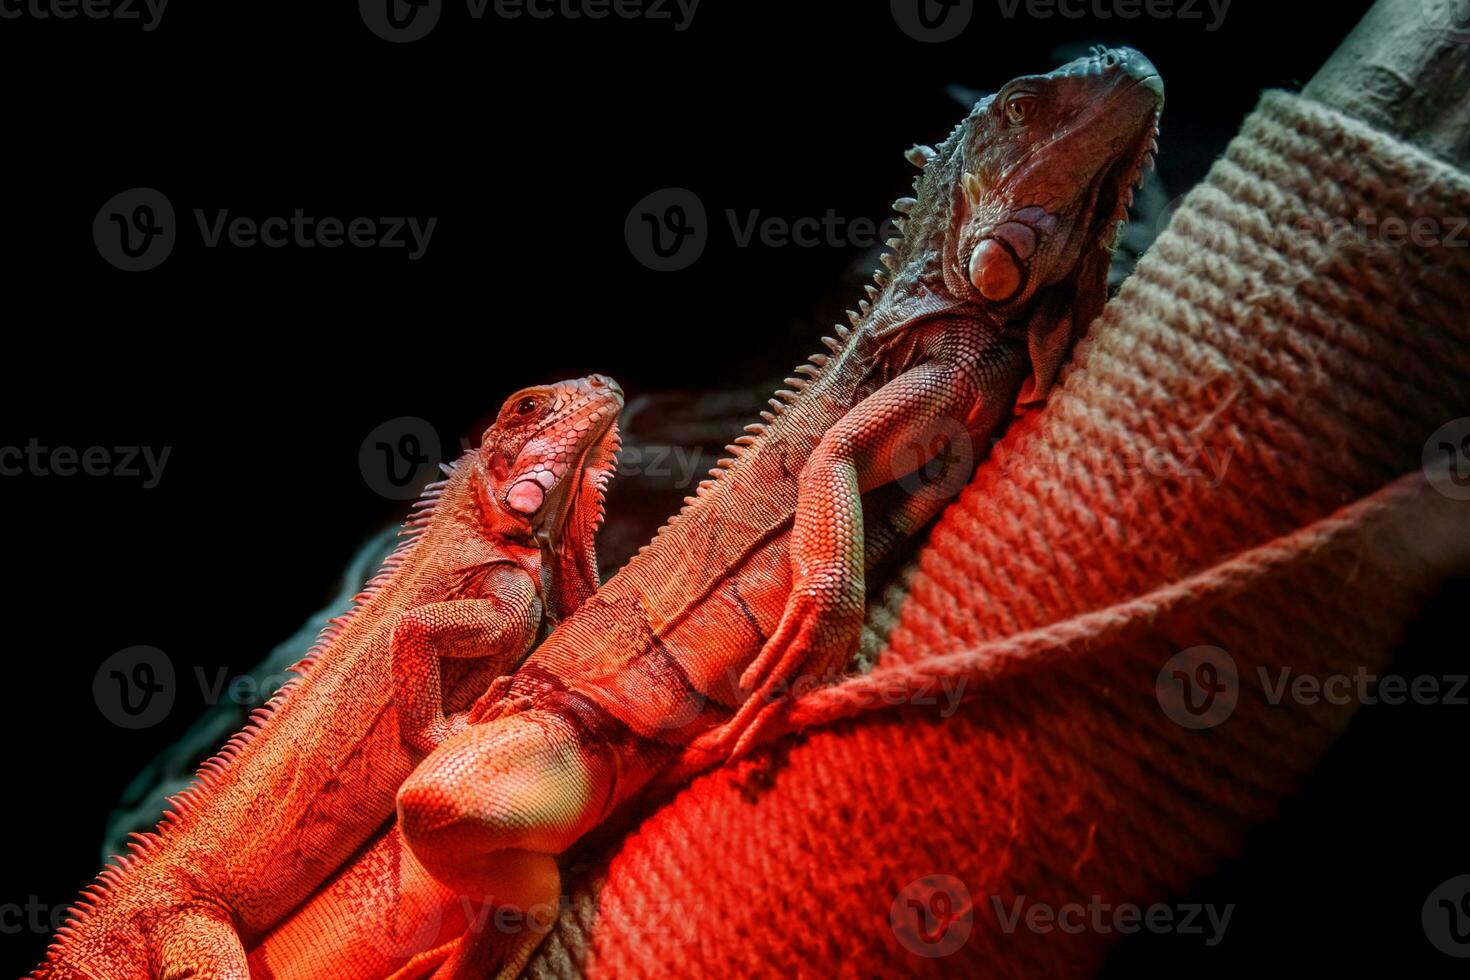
[391,47,1164,978]
[33,377,624,980]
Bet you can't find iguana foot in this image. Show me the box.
[720,579,862,758]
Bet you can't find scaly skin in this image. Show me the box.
[32,377,624,980]
[246,826,466,978]
[273,47,1166,980]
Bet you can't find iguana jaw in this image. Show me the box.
[1071,77,1164,251]
[528,405,621,547]
[542,418,621,624]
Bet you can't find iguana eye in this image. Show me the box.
[1005,95,1034,126]
[515,397,539,416]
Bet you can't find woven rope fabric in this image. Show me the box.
[523,90,1470,978]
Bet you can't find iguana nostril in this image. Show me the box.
[588,375,623,396]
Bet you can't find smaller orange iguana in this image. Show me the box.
[291,47,1160,979]
[32,376,624,979]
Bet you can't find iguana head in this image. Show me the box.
[894,45,1163,405]
[477,374,623,621]
[943,45,1163,308]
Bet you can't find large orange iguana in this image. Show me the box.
[32,376,624,979]
[386,47,1164,978]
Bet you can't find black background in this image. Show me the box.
[3,0,1467,975]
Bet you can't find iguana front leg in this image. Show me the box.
[392,573,543,756]
[725,356,984,756]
